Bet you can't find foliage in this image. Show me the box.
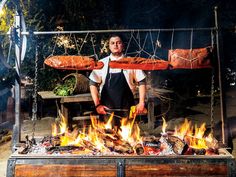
[53,76,76,96]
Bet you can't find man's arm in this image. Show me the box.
[90,85,100,107]
[136,84,146,114]
[89,83,107,114]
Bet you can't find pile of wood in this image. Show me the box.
[0,129,12,145]
[36,131,189,156]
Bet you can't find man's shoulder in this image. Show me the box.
[99,56,110,62]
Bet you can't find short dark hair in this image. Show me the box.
[108,33,124,43]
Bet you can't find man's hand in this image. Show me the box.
[96,105,108,114]
[135,102,146,114]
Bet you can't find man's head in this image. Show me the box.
[108,34,124,57]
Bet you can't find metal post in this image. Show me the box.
[12,8,22,151]
[214,6,228,145]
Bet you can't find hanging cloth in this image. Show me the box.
[168,29,213,69]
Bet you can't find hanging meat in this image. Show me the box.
[109,57,170,70]
[168,47,213,69]
[44,55,104,70]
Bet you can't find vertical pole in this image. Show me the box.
[12,9,22,151]
[147,71,155,129]
[214,6,228,145]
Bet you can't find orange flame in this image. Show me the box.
[52,110,142,153]
[52,111,216,154]
[161,117,168,134]
[174,119,213,149]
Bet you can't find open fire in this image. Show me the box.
[12,109,236,177]
[22,107,218,156]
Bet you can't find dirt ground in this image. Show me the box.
[0,88,235,177]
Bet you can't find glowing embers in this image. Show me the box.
[46,112,219,156]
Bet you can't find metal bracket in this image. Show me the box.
[6,159,16,177]
[117,159,125,177]
[228,159,236,177]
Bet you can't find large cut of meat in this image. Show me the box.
[44,55,104,70]
[168,47,212,69]
[109,57,170,70]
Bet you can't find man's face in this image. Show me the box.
[109,36,124,55]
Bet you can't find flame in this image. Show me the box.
[161,117,168,134]
[52,110,216,154]
[51,113,67,136]
[174,119,193,139]
[118,117,141,144]
[174,119,213,149]
[52,109,141,153]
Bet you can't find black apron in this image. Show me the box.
[100,61,134,123]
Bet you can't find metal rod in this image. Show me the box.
[14,27,216,36]
[12,8,21,151]
[214,6,227,145]
[1,27,220,36]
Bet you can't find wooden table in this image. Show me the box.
[38,91,155,129]
[38,91,93,119]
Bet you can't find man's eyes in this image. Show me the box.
[110,42,122,45]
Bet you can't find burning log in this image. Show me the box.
[46,146,84,154]
[142,136,162,155]
[82,139,96,150]
[113,142,134,154]
[193,148,206,155]
[103,135,134,154]
[166,135,185,155]
[18,135,36,154]
[41,135,61,147]
[183,146,206,155]
[134,143,144,155]
[205,148,219,155]
[18,145,31,154]
[183,146,219,156]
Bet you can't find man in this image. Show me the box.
[89,34,146,123]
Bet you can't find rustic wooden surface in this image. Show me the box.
[14,163,228,177]
[15,164,116,177]
[125,164,227,176]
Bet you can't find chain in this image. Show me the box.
[210,69,215,135]
[31,39,39,141]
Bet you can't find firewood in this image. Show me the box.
[142,135,160,142]
[167,135,185,155]
[193,148,206,155]
[113,143,134,154]
[104,136,134,154]
[205,148,219,155]
[46,146,84,154]
[18,145,31,154]
[82,139,96,150]
[135,143,144,155]
[0,134,11,145]
[104,138,115,150]
[183,146,206,155]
